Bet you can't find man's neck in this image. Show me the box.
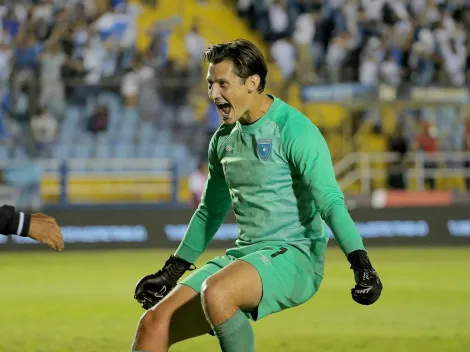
[239,94,273,125]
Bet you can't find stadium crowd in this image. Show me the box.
[237,0,470,87]
[0,0,469,200]
[0,0,208,159]
[235,0,470,192]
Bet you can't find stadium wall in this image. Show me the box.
[1,205,470,251]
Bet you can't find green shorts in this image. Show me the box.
[179,243,323,321]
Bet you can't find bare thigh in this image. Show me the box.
[201,259,263,323]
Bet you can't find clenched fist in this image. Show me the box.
[28,213,64,251]
[347,250,383,305]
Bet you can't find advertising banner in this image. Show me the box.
[301,83,377,102]
[1,206,470,251]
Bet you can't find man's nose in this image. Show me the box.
[208,85,220,101]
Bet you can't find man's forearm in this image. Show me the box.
[0,205,31,237]
[324,204,364,256]
[175,203,229,263]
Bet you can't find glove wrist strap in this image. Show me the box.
[162,255,195,284]
[347,250,373,270]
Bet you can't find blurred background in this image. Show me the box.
[0,0,469,351]
[0,0,469,210]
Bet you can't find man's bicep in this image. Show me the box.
[200,165,231,214]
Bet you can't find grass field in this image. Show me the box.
[1,247,469,352]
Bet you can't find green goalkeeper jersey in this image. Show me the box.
[176,95,364,275]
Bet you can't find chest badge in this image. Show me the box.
[257,139,272,161]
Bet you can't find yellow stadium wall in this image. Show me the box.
[41,176,190,204]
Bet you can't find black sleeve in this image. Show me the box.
[0,205,31,237]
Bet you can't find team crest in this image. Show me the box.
[257,139,272,161]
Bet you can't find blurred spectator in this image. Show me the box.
[0,95,10,142]
[0,43,12,91]
[292,9,316,84]
[39,41,66,117]
[188,160,208,208]
[30,106,57,157]
[87,105,109,134]
[159,59,190,128]
[14,31,42,72]
[359,54,379,85]
[268,0,290,42]
[415,121,438,190]
[387,161,406,190]
[380,53,401,86]
[136,58,159,122]
[204,101,221,146]
[121,62,140,107]
[184,20,206,81]
[270,37,295,100]
[326,33,354,83]
[440,38,466,87]
[389,125,408,161]
[5,84,30,123]
[464,117,470,191]
[146,17,180,69]
[408,42,435,86]
[386,124,408,188]
[61,54,86,80]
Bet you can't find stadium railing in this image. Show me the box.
[336,151,470,194]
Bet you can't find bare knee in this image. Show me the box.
[139,305,172,335]
[201,276,230,310]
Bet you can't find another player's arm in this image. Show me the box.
[0,204,31,237]
[134,135,232,309]
[281,117,383,305]
[0,204,64,250]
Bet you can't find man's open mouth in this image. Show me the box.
[215,102,232,117]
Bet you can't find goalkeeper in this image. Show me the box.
[130,39,382,352]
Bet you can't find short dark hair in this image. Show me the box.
[203,38,268,93]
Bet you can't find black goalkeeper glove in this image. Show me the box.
[134,255,195,310]
[347,250,383,305]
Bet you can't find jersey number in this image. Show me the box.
[270,247,288,258]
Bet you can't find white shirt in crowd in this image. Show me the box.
[270,39,296,79]
[329,0,344,10]
[83,40,104,83]
[268,2,289,34]
[31,114,58,144]
[184,30,207,66]
[359,56,379,85]
[0,46,11,84]
[380,59,401,86]
[326,36,351,69]
[237,0,252,12]
[188,169,207,204]
[293,13,315,45]
[440,40,466,87]
[362,0,385,21]
[390,0,409,21]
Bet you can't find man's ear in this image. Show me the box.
[247,74,261,93]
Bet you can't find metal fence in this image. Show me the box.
[336,151,470,194]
